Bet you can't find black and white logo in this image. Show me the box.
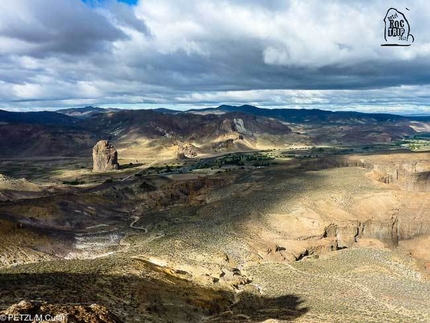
[381,7,414,46]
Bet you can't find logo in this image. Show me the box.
[381,7,414,46]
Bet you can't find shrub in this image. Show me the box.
[63,179,85,185]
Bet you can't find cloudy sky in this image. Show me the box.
[1,0,430,114]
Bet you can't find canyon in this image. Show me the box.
[0,106,429,322]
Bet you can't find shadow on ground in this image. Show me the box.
[119,163,145,170]
[0,268,309,322]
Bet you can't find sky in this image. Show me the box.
[0,0,430,114]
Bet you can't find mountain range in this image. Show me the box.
[0,105,428,157]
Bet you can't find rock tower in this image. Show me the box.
[92,140,119,172]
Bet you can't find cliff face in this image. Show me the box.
[248,153,430,262]
[304,153,430,192]
[370,160,430,191]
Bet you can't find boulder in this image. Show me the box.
[92,140,119,172]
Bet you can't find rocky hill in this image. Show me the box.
[0,105,428,157]
[0,123,97,157]
[58,106,118,119]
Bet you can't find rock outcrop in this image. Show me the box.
[177,144,198,159]
[92,140,119,172]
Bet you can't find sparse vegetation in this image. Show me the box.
[62,178,85,185]
[0,141,429,323]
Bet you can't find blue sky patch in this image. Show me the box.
[82,0,138,6]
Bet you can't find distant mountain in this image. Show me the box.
[153,108,181,114]
[78,109,293,157]
[83,109,292,141]
[56,106,115,118]
[0,108,95,157]
[0,109,77,126]
[189,105,412,124]
[0,123,97,157]
[0,105,428,157]
[53,104,430,124]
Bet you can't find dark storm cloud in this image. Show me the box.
[0,0,429,114]
[103,1,151,36]
[0,0,127,56]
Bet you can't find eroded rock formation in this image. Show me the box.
[177,143,198,159]
[92,140,119,172]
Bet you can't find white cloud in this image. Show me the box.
[0,0,429,114]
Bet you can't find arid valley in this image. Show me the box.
[0,106,429,322]
[3,1,430,322]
